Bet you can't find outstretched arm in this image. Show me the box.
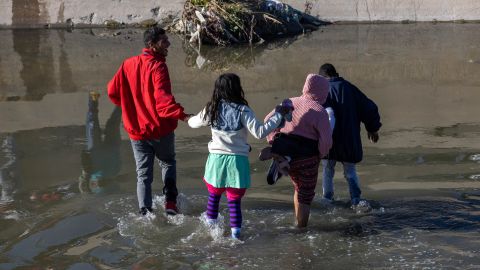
[188,108,209,128]
[264,109,278,144]
[242,106,283,139]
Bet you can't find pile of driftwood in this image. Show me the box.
[172,0,328,46]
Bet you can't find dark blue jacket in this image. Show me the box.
[323,77,381,163]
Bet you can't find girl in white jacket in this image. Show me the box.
[188,73,287,239]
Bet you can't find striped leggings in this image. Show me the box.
[205,181,246,229]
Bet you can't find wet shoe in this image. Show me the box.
[206,218,218,226]
[139,207,153,216]
[258,146,273,161]
[165,201,178,215]
[277,156,291,176]
[267,160,282,185]
[351,200,372,213]
[231,227,241,239]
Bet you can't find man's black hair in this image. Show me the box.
[319,63,339,78]
[143,26,165,48]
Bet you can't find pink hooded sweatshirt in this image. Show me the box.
[265,74,333,158]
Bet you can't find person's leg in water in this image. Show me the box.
[205,181,224,225]
[293,190,311,227]
[289,156,320,227]
[153,132,178,215]
[342,162,361,205]
[322,159,336,201]
[226,188,246,239]
[130,140,155,215]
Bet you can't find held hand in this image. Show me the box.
[368,131,379,143]
[182,114,194,122]
[275,105,293,116]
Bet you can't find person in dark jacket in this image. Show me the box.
[108,26,192,216]
[319,63,381,207]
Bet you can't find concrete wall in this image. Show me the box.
[1,0,480,28]
[287,0,480,22]
[0,0,185,28]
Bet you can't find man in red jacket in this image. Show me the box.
[108,26,190,216]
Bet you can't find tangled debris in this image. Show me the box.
[171,0,329,46]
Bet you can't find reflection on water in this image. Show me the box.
[79,93,122,194]
[0,135,16,206]
[12,29,56,101]
[1,24,480,269]
[183,35,301,71]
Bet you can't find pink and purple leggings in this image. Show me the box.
[204,180,246,229]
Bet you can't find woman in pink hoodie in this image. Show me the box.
[264,74,333,227]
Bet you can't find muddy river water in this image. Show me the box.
[0,24,480,269]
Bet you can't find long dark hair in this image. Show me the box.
[204,73,249,127]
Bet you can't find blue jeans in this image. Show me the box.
[130,133,177,209]
[321,159,361,205]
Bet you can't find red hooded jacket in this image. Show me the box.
[108,48,187,140]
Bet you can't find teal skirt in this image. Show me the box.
[204,153,251,188]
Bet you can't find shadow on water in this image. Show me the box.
[79,93,122,194]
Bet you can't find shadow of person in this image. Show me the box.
[79,92,122,194]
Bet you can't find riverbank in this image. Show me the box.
[1,0,480,28]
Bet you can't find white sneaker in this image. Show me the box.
[206,218,218,226]
[352,200,372,213]
[231,227,241,239]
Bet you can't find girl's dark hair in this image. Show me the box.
[143,26,165,48]
[204,73,248,127]
[319,63,339,78]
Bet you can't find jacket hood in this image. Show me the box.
[301,74,329,103]
[142,48,166,61]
